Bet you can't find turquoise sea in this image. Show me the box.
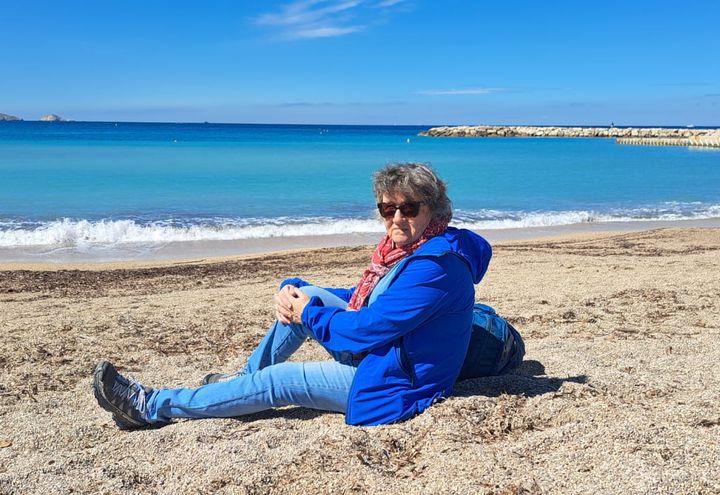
[1,121,719,261]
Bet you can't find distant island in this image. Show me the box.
[40,114,66,122]
[0,112,70,121]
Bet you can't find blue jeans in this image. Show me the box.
[146,286,358,423]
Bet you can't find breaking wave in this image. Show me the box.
[1,202,719,248]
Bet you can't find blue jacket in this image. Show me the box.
[300,227,492,426]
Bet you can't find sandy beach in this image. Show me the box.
[1,227,719,494]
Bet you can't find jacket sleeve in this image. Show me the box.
[301,255,467,354]
[321,286,356,302]
[279,277,356,302]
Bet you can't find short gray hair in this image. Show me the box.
[373,163,453,222]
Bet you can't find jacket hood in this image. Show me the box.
[418,227,492,284]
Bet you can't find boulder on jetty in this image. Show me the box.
[688,130,720,148]
[40,114,65,122]
[419,125,720,148]
[0,112,21,121]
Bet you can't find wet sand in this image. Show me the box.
[1,228,719,494]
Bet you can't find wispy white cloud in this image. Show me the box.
[417,87,507,96]
[256,0,361,27]
[277,100,407,107]
[295,26,363,38]
[254,0,408,39]
[375,0,406,7]
[654,82,712,87]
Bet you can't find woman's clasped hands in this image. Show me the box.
[274,285,310,325]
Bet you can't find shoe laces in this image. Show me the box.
[112,375,149,416]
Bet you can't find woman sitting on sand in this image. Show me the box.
[93,163,493,427]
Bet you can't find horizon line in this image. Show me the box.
[1,119,718,129]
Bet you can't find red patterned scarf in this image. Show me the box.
[347,219,448,310]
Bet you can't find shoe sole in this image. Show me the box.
[92,361,148,430]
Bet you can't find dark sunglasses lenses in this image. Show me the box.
[377,202,422,218]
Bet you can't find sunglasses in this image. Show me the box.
[377,201,425,219]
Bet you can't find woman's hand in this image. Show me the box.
[274,285,295,324]
[274,285,310,325]
[288,286,310,324]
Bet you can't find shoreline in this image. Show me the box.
[1,216,719,269]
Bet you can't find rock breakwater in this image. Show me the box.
[420,125,720,148]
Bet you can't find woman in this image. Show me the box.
[93,163,492,427]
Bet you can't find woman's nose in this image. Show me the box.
[393,208,406,222]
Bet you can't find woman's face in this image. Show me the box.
[381,191,432,247]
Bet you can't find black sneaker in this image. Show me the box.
[93,361,155,430]
[201,371,243,385]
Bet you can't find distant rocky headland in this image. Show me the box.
[0,112,21,121]
[420,125,720,148]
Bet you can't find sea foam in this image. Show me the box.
[0,217,384,248]
[1,203,719,249]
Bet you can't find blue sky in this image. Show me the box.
[2,0,718,125]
